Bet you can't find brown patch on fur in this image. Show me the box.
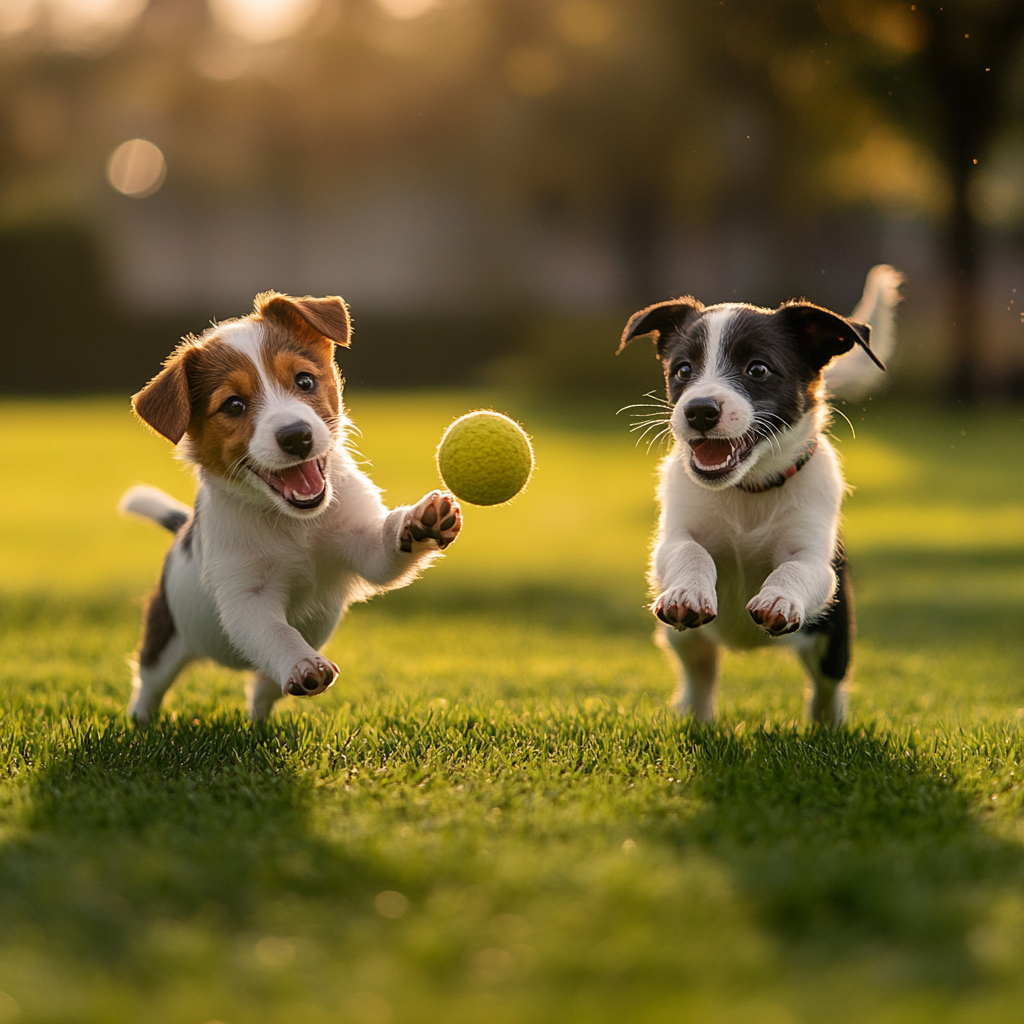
[132,351,192,444]
[259,315,342,426]
[184,338,264,480]
[139,572,175,668]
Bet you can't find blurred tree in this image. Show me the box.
[906,1,1024,399]
[0,0,1021,394]
[684,0,1024,399]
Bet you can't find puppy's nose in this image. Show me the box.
[684,398,721,433]
[276,422,313,458]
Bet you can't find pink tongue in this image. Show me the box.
[277,460,324,500]
[691,439,734,467]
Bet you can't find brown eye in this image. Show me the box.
[295,372,316,391]
[747,362,770,379]
[674,362,693,381]
[221,396,246,416]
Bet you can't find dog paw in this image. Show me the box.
[747,593,802,636]
[399,491,462,553]
[653,586,717,630]
[284,656,338,697]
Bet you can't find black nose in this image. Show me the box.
[684,398,721,432]
[276,422,313,458]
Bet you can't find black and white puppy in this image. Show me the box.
[619,266,902,724]
[120,291,461,724]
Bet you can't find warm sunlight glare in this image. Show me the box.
[208,0,320,44]
[1,0,147,43]
[0,0,36,37]
[107,139,166,199]
[376,0,437,19]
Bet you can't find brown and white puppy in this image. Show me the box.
[620,266,902,725]
[120,291,461,723]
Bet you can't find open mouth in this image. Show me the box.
[250,458,327,509]
[688,430,758,480]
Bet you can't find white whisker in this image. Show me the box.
[645,426,674,453]
[829,404,856,439]
[629,418,670,433]
[633,422,665,447]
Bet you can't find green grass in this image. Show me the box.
[0,394,1022,1024]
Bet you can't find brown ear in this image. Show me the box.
[255,292,352,348]
[132,354,191,444]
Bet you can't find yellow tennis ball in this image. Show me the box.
[436,411,534,506]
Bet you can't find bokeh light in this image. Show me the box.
[107,139,166,199]
[208,0,320,44]
[0,0,37,38]
[2,0,149,48]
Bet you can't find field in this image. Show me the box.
[1,394,1022,1024]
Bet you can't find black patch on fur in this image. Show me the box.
[178,495,199,557]
[802,545,854,681]
[659,305,823,429]
[138,563,176,669]
[160,509,189,534]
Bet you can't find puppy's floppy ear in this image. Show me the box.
[617,297,703,358]
[255,292,352,348]
[132,350,191,444]
[774,302,885,372]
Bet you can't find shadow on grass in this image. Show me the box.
[649,723,1024,982]
[0,716,367,971]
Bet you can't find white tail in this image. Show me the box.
[119,485,192,534]
[826,264,904,401]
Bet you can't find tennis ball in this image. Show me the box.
[436,411,534,506]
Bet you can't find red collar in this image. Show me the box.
[736,441,817,494]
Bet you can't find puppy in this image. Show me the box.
[120,291,461,723]
[618,266,902,724]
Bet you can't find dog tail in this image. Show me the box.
[119,485,192,534]
[825,264,904,401]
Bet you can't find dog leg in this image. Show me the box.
[795,550,854,727]
[652,539,718,630]
[658,625,720,723]
[247,672,284,721]
[215,587,340,701]
[798,635,847,726]
[129,632,191,724]
[747,557,837,637]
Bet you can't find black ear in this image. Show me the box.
[617,297,704,358]
[773,302,884,372]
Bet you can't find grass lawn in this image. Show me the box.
[1,393,1022,1024]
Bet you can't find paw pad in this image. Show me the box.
[400,492,461,553]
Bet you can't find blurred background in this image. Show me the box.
[0,0,1021,400]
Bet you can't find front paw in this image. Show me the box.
[747,593,802,636]
[284,656,338,697]
[653,586,717,630]
[399,491,462,553]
